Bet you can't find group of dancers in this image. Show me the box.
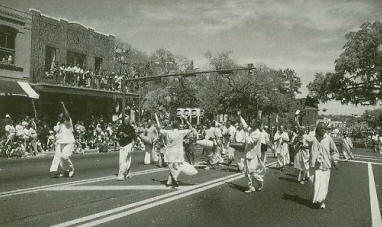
[49,104,342,209]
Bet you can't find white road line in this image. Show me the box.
[79,174,244,227]
[51,173,241,227]
[0,168,166,198]
[356,157,382,162]
[368,163,382,227]
[356,154,382,160]
[52,161,277,227]
[45,185,189,191]
[348,160,382,165]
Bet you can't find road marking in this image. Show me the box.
[0,168,166,198]
[356,154,382,160]
[356,157,382,162]
[45,185,191,191]
[79,174,244,227]
[52,161,277,227]
[348,160,382,165]
[51,173,241,227]
[368,163,382,227]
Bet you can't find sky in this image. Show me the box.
[2,0,382,115]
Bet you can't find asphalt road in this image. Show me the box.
[0,148,381,227]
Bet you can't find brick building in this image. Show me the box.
[0,5,138,124]
[0,5,39,121]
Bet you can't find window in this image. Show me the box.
[94,57,103,74]
[0,25,17,65]
[67,51,86,68]
[45,46,58,72]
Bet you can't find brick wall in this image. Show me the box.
[30,9,115,83]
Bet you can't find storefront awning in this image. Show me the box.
[0,80,39,99]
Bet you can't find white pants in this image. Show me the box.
[144,143,158,164]
[310,169,331,203]
[50,143,74,173]
[119,143,133,176]
[167,162,182,184]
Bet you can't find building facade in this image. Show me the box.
[29,9,115,83]
[0,5,138,124]
[0,5,32,80]
[0,5,39,121]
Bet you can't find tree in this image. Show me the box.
[360,108,382,129]
[308,21,382,105]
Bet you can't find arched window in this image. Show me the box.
[0,25,17,65]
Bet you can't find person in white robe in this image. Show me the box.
[294,127,312,184]
[49,102,75,178]
[140,120,159,165]
[341,132,354,161]
[274,126,289,171]
[157,116,193,188]
[309,122,339,209]
[238,112,265,193]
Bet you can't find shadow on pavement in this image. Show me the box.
[226,182,248,193]
[278,176,298,183]
[151,178,195,186]
[282,193,316,209]
[220,168,240,173]
[284,173,297,178]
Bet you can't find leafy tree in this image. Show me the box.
[360,108,382,128]
[308,21,382,105]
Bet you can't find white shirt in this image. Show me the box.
[5,124,15,136]
[228,125,236,141]
[235,129,246,143]
[54,119,75,144]
[260,131,269,144]
[205,127,217,140]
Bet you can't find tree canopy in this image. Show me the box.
[114,41,302,126]
[308,21,382,105]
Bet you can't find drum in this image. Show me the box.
[196,139,214,149]
[230,142,245,151]
[140,134,153,144]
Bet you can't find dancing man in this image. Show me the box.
[238,111,266,193]
[156,115,193,188]
[117,115,137,181]
[309,122,339,209]
[49,102,75,178]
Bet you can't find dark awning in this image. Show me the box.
[0,80,39,99]
[31,83,138,99]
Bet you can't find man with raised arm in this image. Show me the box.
[49,102,75,178]
[156,115,193,188]
[238,111,266,193]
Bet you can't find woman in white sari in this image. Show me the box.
[238,112,266,193]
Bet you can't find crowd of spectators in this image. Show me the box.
[43,63,125,91]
